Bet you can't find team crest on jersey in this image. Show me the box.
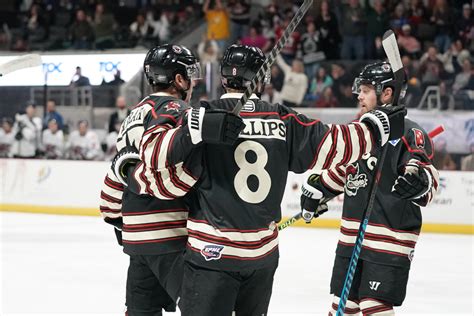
[412,128,425,148]
[165,101,181,112]
[201,245,224,261]
[345,164,368,196]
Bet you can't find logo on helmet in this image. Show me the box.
[172,45,182,54]
[382,63,391,72]
[144,65,150,73]
[232,67,237,76]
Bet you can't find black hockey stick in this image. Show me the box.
[232,0,313,115]
[336,30,404,316]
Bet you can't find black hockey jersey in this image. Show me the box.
[317,119,439,267]
[99,93,190,255]
[135,92,380,271]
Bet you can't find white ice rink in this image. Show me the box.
[1,212,472,316]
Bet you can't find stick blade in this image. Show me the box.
[382,30,403,73]
[0,54,42,77]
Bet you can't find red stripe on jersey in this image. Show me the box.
[240,111,279,117]
[354,123,366,157]
[340,227,417,248]
[309,128,330,169]
[338,241,409,258]
[280,113,320,126]
[165,130,192,192]
[331,303,360,314]
[133,99,155,109]
[187,242,279,261]
[150,130,167,170]
[188,229,278,249]
[153,170,178,199]
[124,220,187,232]
[328,169,345,188]
[188,218,274,233]
[123,236,187,244]
[144,124,169,136]
[100,191,122,204]
[342,217,420,235]
[362,305,393,315]
[319,174,342,195]
[158,114,178,124]
[105,175,124,190]
[126,208,187,216]
[322,126,339,169]
[139,134,160,197]
[100,206,121,214]
[401,136,433,159]
[150,107,158,119]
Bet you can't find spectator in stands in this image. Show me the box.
[390,3,409,34]
[340,0,367,60]
[365,0,390,59]
[108,96,130,133]
[456,4,473,49]
[300,21,325,81]
[11,37,28,52]
[105,70,125,86]
[104,120,120,161]
[69,9,94,50]
[41,119,64,159]
[270,63,284,94]
[203,0,230,52]
[92,3,116,50]
[398,24,422,58]
[240,25,269,52]
[461,142,474,171]
[315,86,338,108]
[197,35,220,65]
[23,3,48,47]
[330,63,351,102]
[275,15,301,63]
[259,2,280,44]
[433,138,457,170]
[70,66,90,87]
[129,12,155,48]
[453,59,472,93]
[308,67,333,101]
[419,45,445,89]
[10,102,42,158]
[430,0,454,53]
[228,0,251,44]
[315,0,340,60]
[147,8,170,43]
[406,0,428,29]
[66,120,102,160]
[43,100,64,131]
[0,118,14,158]
[441,39,469,77]
[275,55,308,107]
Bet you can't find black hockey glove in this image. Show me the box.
[360,105,407,146]
[112,145,140,186]
[188,107,245,146]
[114,228,123,246]
[392,162,432,200]
[300,174,329,223]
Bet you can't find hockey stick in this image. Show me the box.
[279,125,444,233]
[336,30,404,316]
[0,54,42,77]
[232,0,313,115]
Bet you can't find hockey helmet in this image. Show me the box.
[143,44,201,86]
[352,61,407,99]
[221,44,270,90]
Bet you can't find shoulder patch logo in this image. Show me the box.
[412,128,425,148]
[389,139,400,146]
[165,101,181,112]
[345,164,368,197]
[242,100,255,112]
[201,245,224,261]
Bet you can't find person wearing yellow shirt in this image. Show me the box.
[203,0,230,52]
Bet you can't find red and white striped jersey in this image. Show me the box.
[134,93,379,270]
[99,93,190,255]
[318,119,439,267]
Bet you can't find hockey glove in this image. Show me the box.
[112,146,140,186]
[300,174,329,223]
[114,228,123,246]
[392,162,432,200]
[188,107,245,146]
[360,105,407,146]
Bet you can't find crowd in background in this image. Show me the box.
[0,0,473,170]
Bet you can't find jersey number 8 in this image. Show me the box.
[233,140,271,204]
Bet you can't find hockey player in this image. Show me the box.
[300,62,440,315]
[99,44,201,315]
[130,44,407,315]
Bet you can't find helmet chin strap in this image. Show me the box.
[172,80,191,101]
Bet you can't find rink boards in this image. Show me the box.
[0,158,472,234]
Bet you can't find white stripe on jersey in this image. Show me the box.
[312,124,333,171]
[124,211,188,225]
[188,235,278,259]
[187,220,276,242]
[329,125,345,169]
[321,168,345,192]
[123,228,187,241]
[348,124,361,164]
[339,234,414,256]
[341,219,419,242]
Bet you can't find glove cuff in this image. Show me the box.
[188,107,205,145]
[360,110,390,146]
[301,181,323,200]
[112,149,140,186]
[413,166,432,200]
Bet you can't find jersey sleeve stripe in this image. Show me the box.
[309,127,331,170]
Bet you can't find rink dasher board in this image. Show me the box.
[0,158,472,235]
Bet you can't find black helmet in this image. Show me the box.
[143,44,201,86]
[352,61,407,99]
[221,44,269,90]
